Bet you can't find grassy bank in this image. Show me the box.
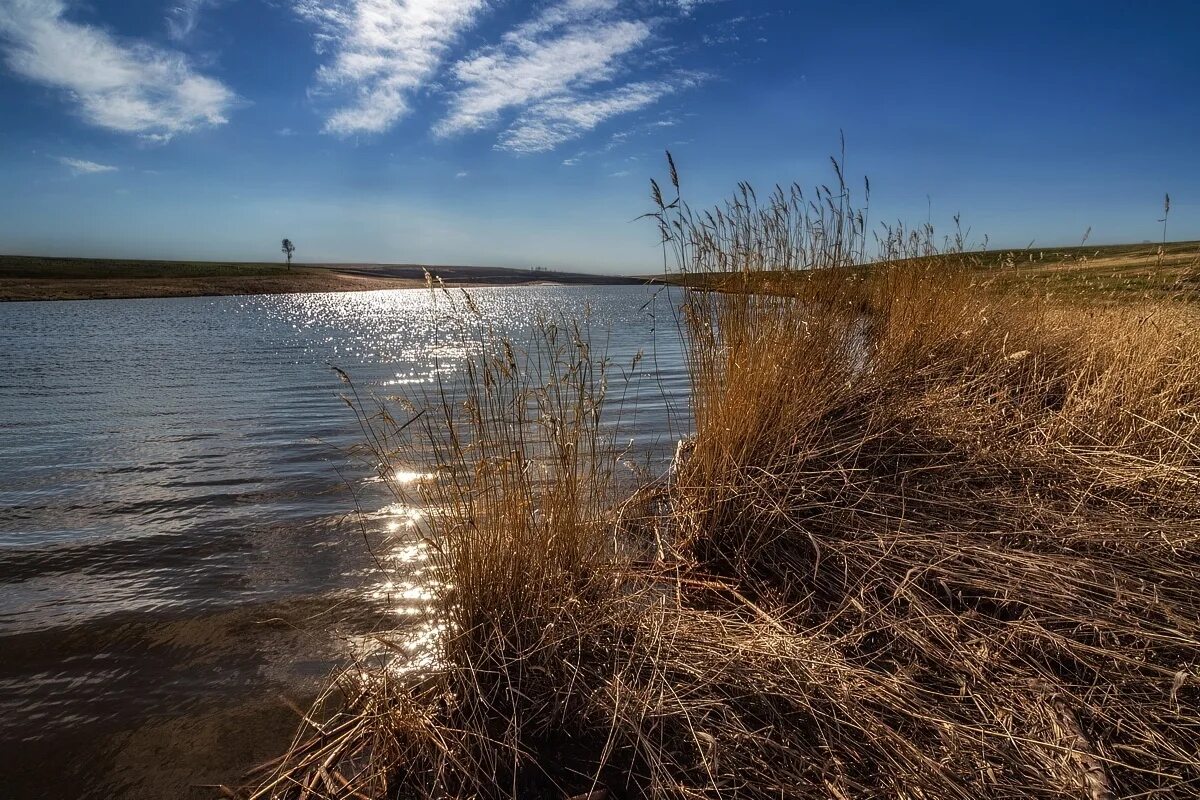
[0,256,644,301]
[982,240,1200,300]
[673,240,1200,303]
[244,164,1200,799]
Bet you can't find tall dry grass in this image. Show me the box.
[242,286,641,798]
[656,155,1200,797]
[246,160,1200,800]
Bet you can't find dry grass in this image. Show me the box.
[243,162,1200,799]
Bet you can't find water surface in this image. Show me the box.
[0,285,687,798]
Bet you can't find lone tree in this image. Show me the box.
[281,238,296,268]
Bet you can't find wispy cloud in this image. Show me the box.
[166,0,218,41]
[674,0,722,14]
[438,20,651,136]
[0,0,236,140]
[294,0,488,135]
[499,79,689,153]
[57,156,117,174]
[437,0,702,153]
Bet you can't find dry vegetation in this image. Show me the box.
[676,238,1200,304]
[241,158,1200,799]
[979,240,1200,301]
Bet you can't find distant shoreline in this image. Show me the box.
[0,256,649,302]
[0,270,428,302]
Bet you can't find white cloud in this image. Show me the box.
[498,80,681,153]
[294,0,488,135]
[277,126,297,136]
[0,0,236,140]
[438,0,703,153]
[455,170,468,178]
[674,0,721,14]
[166,0,217,41]
[438,19,650,137]
[499,0,618,45]
[57,156,117,174]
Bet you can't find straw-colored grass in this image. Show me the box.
[242,161,1200,799]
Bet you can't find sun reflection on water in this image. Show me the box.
[346,621,447,677]
[359,502,439,619]
[0,284,692,785]
[376,502,424,533]
[268,286,689,680]
[356,529,444,674]
[386,468,435,486]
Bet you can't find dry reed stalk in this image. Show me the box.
[248,157,1200,800]
[656,154,1200,798]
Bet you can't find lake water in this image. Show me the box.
[0,285,689,799]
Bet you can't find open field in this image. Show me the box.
[979,240,1200,299]
[670,240,1200,302]
[0,255,643,302]
[245,166,1200,799]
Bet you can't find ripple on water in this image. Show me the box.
[0,285,689,798]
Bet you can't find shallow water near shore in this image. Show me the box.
[0,285,687,799]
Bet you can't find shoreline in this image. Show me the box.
[0,270,427,302]
[0,264,650,303]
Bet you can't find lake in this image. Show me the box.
[0,285,688,799]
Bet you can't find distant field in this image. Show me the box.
[0,255,643,302]
[671,240,1200,302]
[0,255,295,280]
[7,244,1196,303]
[977,240,1200,299]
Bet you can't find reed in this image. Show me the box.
[245,160,1200,800]
[657,155,1200,797]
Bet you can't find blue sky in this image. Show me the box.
[0,0,1197,273]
